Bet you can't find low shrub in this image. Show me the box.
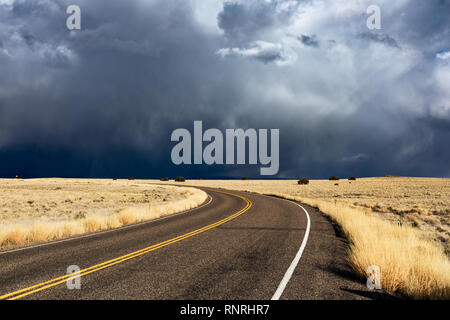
[298,178,309,185]
[329,175,339,181]
[175,176,185,182]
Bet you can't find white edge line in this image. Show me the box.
[0,194,212,256]
[271,200,311,300]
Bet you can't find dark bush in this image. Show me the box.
[160,177,169,181]
[128,177,135,180]
[298,178,309,185]
[349,176,357,181]
[175,176,185,182]
[241,177,248,180]
[329,175,339,181]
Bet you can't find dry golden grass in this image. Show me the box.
[304,199,449,299]
[175,177,450,299]
[0,178,207,250]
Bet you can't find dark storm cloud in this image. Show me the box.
[217,2,267,38]
[12,0,62,16]
[2,2,208,144]
[0,0,254,178]
[19,31,36,47]
[359,32,399,48]
[298,34,319,47]
[0,0,449,179]
[386,0,450,54]
[217,0,299,43]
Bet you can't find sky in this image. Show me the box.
[0,0,449,179]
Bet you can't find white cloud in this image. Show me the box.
[436,51,450,60]
[0,0,14,5]
[216,40,295,66]
[188,0,223,33]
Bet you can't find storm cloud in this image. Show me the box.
[298,34,319,47]
[0,0,449,178]
[358,32,399,48]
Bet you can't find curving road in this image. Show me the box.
[0,187,377,300]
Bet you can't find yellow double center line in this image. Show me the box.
[0,190,252,300]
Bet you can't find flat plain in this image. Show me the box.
[0,178,207,250]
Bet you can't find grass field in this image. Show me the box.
[176,177,450,299]
[0,178,207,250]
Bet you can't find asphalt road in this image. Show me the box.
[0,187,383,300]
